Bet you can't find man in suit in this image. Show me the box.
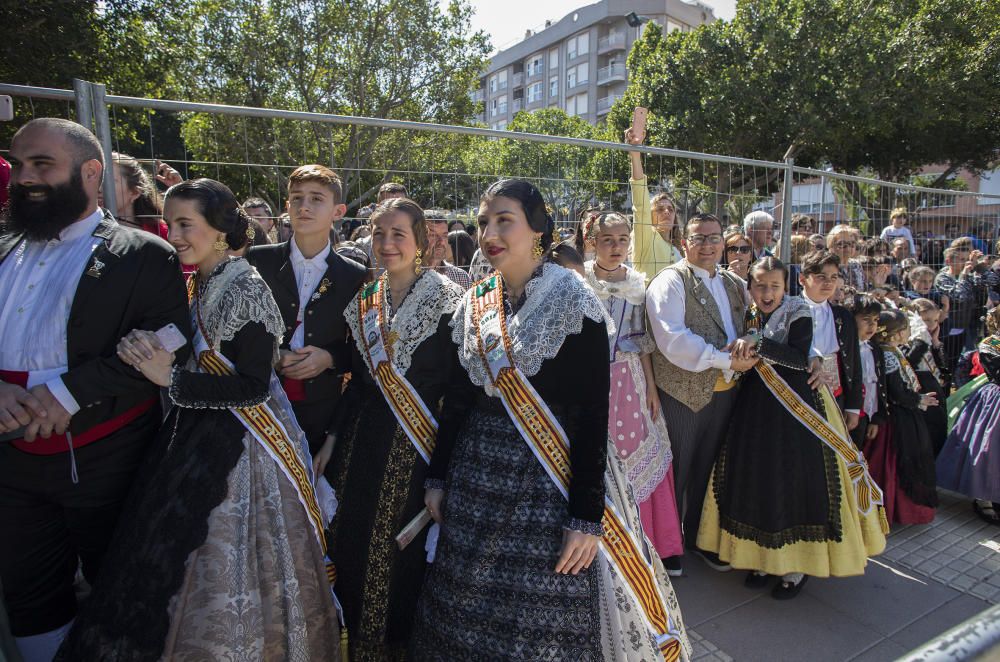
[0,118,190,660]
[645,213,755,576]
[247,165,366,460]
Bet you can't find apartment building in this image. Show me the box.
[474,0,716,129]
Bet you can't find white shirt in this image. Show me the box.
[803,293,839,358]
[859,341,878,417]
[0,209,105,414]
[646,260,745,379]
[289,238,331,350]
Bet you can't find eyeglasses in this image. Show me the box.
[726,245,751,254]
[833,241,857,249]
[687,233,724,246]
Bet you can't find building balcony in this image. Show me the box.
[598,32,626,53]
[597,63,626,85]
[472,89,484,103]
[513,98,524,112]
[513,72,524,87]
[596,94,623,115]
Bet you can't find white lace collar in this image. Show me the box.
[195,258,286,363]
[345,269,463,376]
[452,262,613,394]
[584,261,647,304]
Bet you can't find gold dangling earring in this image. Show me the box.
[531,234,544,259]
[414,249,423,275]
[213,235,229,255]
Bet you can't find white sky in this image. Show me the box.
[454,0,737,53]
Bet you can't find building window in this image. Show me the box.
[566,92,589,117]
[497,94,508,115]
[527,54,544,77]
[497,70,508,90]
[527,82,543,103]
[549,75,558,99]
[568,32,589,59]
[549,48,559,69]
[489,75,497,93]
[566,63,588,88]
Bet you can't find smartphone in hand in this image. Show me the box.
[155,323,187,353]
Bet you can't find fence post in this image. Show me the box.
[779,156,794,263]
[90,82,117,217]
[72,79,93,131]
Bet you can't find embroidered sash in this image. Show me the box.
[470,275,683,662]
[356,277,438,464]
[755,361,890,534]
[191,331,329,559]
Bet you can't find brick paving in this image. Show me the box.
[677,489,1000,661]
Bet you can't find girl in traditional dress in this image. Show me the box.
[412,179,690,661]
[581,211,683,566]
[937,306,1000,525]
[58,179,340,660]
[863,310,939,525]
[322,198,469,660]
[905,298,949,454]
[697,258,887,599]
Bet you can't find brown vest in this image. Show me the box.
[648,263,746,413]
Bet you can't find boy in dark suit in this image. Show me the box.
[247,165,366,457]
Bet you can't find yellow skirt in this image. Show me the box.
[696,388,886,578]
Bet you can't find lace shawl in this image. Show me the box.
[196,258,286,364]
[583,261,647,305]
[452,262,613,394]
[760,295,813,345]
[344,269,464,376]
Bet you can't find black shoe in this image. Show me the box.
[663,556,683,577]
[744,571,771,589]
[973,500,1000,525]
[693,549,732,572]
[772,575,809,600]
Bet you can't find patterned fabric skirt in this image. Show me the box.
[937,383,1000,502]
[609,354,682,559]
[328,386,429,661]
[56,406,340,662]
[698,384,886,577]
[411,400,691,662]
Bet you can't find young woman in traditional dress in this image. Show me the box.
[57,179,341,660]
[321,198,468,659]
[937,306,1000,525]
[411,179,690,661]
[864,310,939,525]
[581,211,683,566]
[697,258,887,599]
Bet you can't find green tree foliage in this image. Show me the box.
[463,108,608,224]
[608,0,1000,223]
[165,0,490,209]
[2,0,489,211]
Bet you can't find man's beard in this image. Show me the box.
[5,170,92,241]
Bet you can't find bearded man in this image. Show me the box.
[0,118,190,661]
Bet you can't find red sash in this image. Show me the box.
[0,370,155,455]
[280,322,307,402]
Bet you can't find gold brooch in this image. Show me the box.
[310,278,332,302]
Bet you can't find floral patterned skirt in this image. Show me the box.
[411,399,691,662]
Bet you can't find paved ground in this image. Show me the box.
[676,489,1000,662]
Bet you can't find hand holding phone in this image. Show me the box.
[154,323,187,353]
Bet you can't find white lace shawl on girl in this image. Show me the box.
[344,269,464,376]
[195,258,286,363]
[452,262,614,396]
[759,295,813,346]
